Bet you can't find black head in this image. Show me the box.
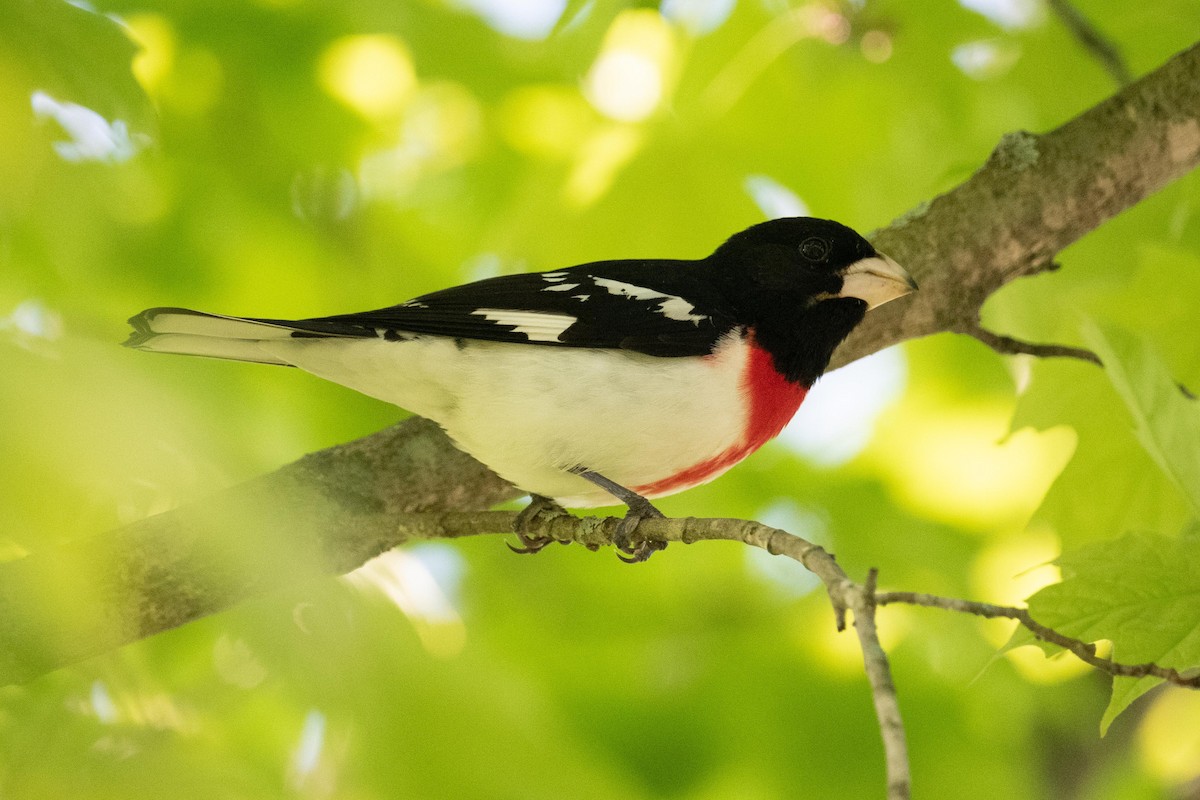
[705,216,915,385]
[710,217,882,295]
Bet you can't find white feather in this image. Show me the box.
[135,333,290,365]
[259,333,750,506]
[591,278,708,324]
[470,309,576,342]
[142,311,297,339]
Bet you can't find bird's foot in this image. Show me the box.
[566,466,668,563]
[613,498,667,564]
[508,494,571,555]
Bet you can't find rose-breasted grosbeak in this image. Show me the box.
[126,217,915,560]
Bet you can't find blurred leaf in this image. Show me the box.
[1022,533,1200,733]
[1082,320,1200,517]
[0,0,151,126]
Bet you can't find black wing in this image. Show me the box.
[260,259,738,358]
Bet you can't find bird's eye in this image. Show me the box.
[799,237,832,263]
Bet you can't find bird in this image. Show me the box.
[125,216,915,561]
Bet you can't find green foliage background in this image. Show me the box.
[1,0,1198,797]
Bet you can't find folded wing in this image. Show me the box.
[125,259,737,362]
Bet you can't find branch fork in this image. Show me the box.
[397,508,1198,800]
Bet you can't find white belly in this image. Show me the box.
[261,334,750,506]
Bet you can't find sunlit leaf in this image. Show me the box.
[1010,359,1191,547]
[1082,320,1200,516]
[1023,533,1200,733]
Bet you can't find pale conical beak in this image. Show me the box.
[838,253,917,310]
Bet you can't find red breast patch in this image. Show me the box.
[634,336,807,497]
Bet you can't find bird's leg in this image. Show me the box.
[567,467,667,563]
[508,494,571,554]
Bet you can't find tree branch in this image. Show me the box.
[0,418,519,685]
[876,591,1200,688]
[0,38,1197,711]
[840,41,1199,369]
[0,58,1196,800]
[0,32,1193,800]
[851,570,911,800]
[394,511,915,800]
[959,320,1103,365]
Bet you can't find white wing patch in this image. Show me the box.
[591,278,708,324]
[542,272,569,282]
[472,308,576,342]
[542,282,580,292]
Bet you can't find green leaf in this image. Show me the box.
[0,0,152,127]
[1010,359,1191,548]
[1024,533,1200,733]
[1082,320,1200,516]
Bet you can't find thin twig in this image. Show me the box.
[397,510,862,626]
[399,508,1200,799]
[849,570,911,800]
[876,591,1200,688]
[963,322,1200,399]
[395,510,912,799]
[1045,0,1134,87]
[961,321,1103,365]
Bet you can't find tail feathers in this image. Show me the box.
[124,307,304,365]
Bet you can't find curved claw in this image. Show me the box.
[509,495,571,556]
[563,467,669,562]
[612,505,667,563]
[507,536,552,555]
[615,539,667,564]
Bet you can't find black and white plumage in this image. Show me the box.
[126,217,915,544]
